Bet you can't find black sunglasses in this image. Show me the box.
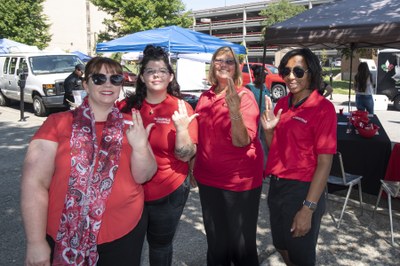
[281,67,309,78]
[90,73,124,86]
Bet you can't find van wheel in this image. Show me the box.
[33,96,49,117]
[0,91,11,106]
[271,84,287,101]
[394,95,400,111]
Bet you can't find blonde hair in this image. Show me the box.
[208,46,242,88]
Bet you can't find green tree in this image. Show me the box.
[0,0,51,49]
[90,0,192,42]
[260,0,306,36]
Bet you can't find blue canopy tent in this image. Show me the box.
[96,26,246,55]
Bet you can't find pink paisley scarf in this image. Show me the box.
[53,98,124,265]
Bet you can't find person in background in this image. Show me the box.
[320,79,333,99]
[245,64,271,162]
[354,62,375,114]
[260,48,337,266]
[21,57,157,266]
[121,45,198,266]
[193,46,264,265]
[63,63,85,107]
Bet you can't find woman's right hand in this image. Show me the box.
[126,109,154,149]
[25,240,51,266]
[260,95,282,131]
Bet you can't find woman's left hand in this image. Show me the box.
[225,77,246,115]
[172,99,198,132]
[290,207,313,238]
[127,109,154,148]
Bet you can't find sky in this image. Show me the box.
[182,0,261,11]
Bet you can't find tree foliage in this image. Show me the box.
[90,0,192,42]
[0,0,51,49]
[260,0,306,37]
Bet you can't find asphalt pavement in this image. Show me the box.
[0,94,399,265]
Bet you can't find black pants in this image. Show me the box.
[47,208,148,266]
[268,176,325,266]
[145,179,190,266]
[198,183,262,266]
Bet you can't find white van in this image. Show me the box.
[0,52,82,116]
[377,49,400,111]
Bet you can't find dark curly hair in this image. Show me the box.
[122,45,181,112]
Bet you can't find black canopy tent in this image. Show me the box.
[261,0,400,110]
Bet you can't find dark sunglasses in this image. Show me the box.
[281,67,309,78]
[214,58,236,66]
[90,73,124,86]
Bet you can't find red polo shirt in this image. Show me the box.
[265,90,337,182]
[194,86,264,191]
[141,94,198,201]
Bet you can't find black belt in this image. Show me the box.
[269,175,280,181]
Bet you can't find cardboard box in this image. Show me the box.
[373,94,389,111]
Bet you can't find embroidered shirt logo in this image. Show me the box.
[154,117,171,124]
[292,116,308,124]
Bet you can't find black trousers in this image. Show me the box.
[47,208,148,266]
[198,183,262,266]
[268,176,325,266]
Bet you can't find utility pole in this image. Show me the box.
[200,18,212,36]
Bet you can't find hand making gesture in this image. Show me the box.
[172,99,198,132]
[260,95,282,131]
[225,77,246,116]
[126,108,154,149]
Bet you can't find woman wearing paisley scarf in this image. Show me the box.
[121,45,198,265]
[21,57,157,266]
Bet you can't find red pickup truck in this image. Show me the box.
[241,62,287,101]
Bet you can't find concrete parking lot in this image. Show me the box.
[0,94,399,265]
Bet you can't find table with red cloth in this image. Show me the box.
[330,113,392,195]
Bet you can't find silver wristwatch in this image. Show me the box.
[303,200,317,211]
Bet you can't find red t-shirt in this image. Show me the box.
[265,90,337,182]
[32,111,144,244]
[141,94,198,201]
[193,86,264,191]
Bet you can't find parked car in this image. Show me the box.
[332,58,342,67]
[0,52,82,116]
[241,62,287,101]
[122,66,137,87]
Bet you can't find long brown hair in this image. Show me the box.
[354,62,373,93]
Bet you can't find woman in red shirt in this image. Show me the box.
[261,48,337,265]
[20,57,157,265]
[121,45,198,265]
[193,46,264,265]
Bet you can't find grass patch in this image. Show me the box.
[330,80,351,94]
[322,67,351,95]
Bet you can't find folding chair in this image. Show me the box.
[327,151,363,229]
[372,143,400,245]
